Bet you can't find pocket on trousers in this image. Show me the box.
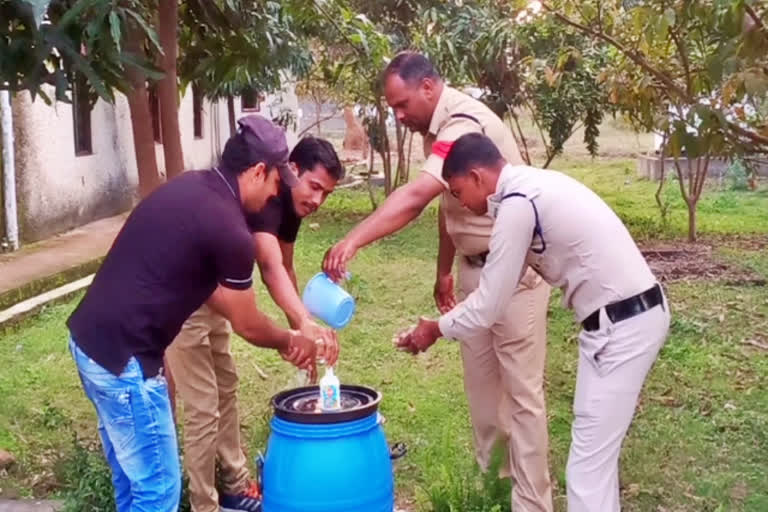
[518,266,542,289]
[93,386,134,426]
[95,387,139,454]
[578,310,613,378]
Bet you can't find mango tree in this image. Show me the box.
[414,0,611,167]
[539,0,768,241]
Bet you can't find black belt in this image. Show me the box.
[464,251,489,268]
[582,284,664,332]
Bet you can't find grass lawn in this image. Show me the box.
[1,154,767,511]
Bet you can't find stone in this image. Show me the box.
[0,499,63,512]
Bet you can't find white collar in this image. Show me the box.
[485,164,517,219]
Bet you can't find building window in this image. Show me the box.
[72,74,92,155]
[192,83,203,139]
[241,87,260,112]
[149,85,162,143]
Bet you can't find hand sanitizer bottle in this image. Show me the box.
[319,366,341,411]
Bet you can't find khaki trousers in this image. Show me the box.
[165,304,250,512]
[457,259,553,512]
[567,294,669,511]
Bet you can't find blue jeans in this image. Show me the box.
[69,337,181,512]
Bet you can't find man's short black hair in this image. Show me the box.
[442,133,504,180]
[289,136,345,181]
[382,51,441,86]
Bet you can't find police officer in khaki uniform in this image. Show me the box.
[398,133,670,512]
[324,52,553,511]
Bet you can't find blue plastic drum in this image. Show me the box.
[262,385,394,512]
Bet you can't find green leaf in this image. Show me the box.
[124,9,162,54]
[119,52,165,81]
[669,123,684,158]
[51,33,113,102]
[58,0,104,30]
[706,54,724,84]
[109,12,121,53]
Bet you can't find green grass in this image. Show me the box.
[1,157,767,510]
[554,156,768,241]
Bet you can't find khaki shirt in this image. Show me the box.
[439,164,658,340]
[422,86,524,257]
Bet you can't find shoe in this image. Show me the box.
[220,480,262,512]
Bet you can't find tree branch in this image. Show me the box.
[297,110,340,138]
[521,94,553,165]
[508,105,531,165]
[695,152,711,199]
[728,120,768,147]
[745,3,766,35]
[542,1,768,149]
[310,0,367,59]
[668,25,693,97]
[672,156,691,203]
[541,2,689,101]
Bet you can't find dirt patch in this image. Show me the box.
[641,243,766,285]
[698,234,768,251]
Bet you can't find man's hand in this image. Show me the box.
[434,273,457,314]
[323,238,357,283]
[280,331,318,379]
[394,317,442,355]
[299,318,340,367]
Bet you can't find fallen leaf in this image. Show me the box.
[624,483,641,498]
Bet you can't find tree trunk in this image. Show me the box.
[157,0,184,179]
[655,134,669,224]
[377,102,392,196]
[404,131,414,184]
[394,119,408,187]
[124,21,161,199]
[315,102,323,136]
[507,105,531,165]
[367,143,378,211]
[227,95,236,136]
[686,199,697,242]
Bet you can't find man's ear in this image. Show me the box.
[246,162,267,182]
[422,77,438,99]
[469,168,483,187]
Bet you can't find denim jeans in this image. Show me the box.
[69,337,181,512]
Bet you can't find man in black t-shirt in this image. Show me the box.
[165,136,345,512]
[67,116,318,512]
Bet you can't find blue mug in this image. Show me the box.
[302,273,356,329]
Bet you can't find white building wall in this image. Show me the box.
[9,84,297,244]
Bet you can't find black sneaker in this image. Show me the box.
[220,481,262,512]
